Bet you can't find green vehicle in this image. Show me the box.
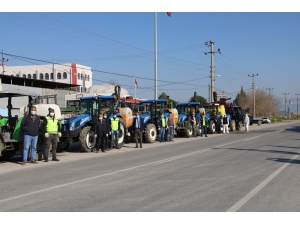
[0,89,40,160]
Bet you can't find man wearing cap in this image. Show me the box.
[109,111,120,149]
[40,108,61,162]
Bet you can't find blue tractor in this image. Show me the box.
[131,99,176,143]
[176,102,201,137]
[60,86,127,152]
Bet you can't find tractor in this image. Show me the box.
[131,99,178,143]
[218,98,243,131]
[176,102,201,137]
[0,89,60,160]
[59,86,133,152]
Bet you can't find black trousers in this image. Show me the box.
[39,134,58,159]
[96,133,105,151]
[134,129,143,147]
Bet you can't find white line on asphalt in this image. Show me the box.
[0,129,285,204]
[227,153,300,212]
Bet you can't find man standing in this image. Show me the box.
[21,106,40,165]
[40,108,61,162]
[94,113,109,153]
[223,115,229,134]
[191,112,199,137]
[244,114,250,131]
[166,111,175,141]
[133,112,144,148]
[109,111,120,149]
[103,113,109,150]
[200,113,208,137]
[157,112,166,143]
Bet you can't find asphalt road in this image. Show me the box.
[0,121,300,212]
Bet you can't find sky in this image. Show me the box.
[1,1,300,112]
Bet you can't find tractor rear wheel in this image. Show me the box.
[208,120,215,134]
[229,120,236,131]
[184,126,193,138]
[144,123,157,143]
[79,126,96,152]
[116,119,126,149]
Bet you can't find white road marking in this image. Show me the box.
[227,153,300,212]
[0,130,285,204]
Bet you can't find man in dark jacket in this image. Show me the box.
[94,113,109,153]
[21,106,40,165]
[132,111,144,148]
[103,113,110,151]
[216,115,222,134]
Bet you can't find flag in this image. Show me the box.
[167,12,171,17]
[134,78,138,88]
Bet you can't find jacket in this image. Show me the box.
[157,116,166,129]
[166,115,176,128]
[200,116,208,127]
[109,117,120,131]
[21,114,41,136]
[190,116,199,126]
[133,116,145,131]
[94,119,109,135]
[223,117,229,125]
[45,115,61,134]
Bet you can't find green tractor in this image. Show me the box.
[0,89,39,160]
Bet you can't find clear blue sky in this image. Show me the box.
[1,2,300,111]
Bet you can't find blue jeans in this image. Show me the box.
[167,126,174,141]
[201,126,207,136]
[23,135,38,162]
[158,127,165,142]
[111,130,119,148]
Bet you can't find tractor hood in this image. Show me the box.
[65,114,92,131]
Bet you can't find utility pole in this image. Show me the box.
[266,88,273,119]
[288,100,292,120]
[282,93,289,117]
[1,51,9,75]
[208,84,211,103]
[295,94,300,116]
[204,41,221,102]
[248,74,258,116]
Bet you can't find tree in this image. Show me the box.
[235,86,247,107]
[189,95,207,104]
[158,92,177,108]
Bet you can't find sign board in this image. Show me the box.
[217,92,227,98]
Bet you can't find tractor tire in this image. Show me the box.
[144,123,157,143]
[176,129,184,137]
[208,120,215,134]
[229,120,236,131]
[1,150,16,161]
[197,126,202,136]
[57,138,70,152]
[79,126,96,152]
[184,127,193,138]
[116,119,126,149]
[236,121,242,131]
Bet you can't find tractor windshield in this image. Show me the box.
[98,99,114,115]
[66,100,80,107]
[80,99,95,115]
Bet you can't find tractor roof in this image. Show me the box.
[177,102,200,106]
[139,99,167,104]
[0,89,38,98]
[80,94,115,100]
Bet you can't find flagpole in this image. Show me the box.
[154,12,158,99]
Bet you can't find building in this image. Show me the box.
[4,63,92,93]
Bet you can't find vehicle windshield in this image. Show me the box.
[177,105,198,115]
[98,99,114,115]
[66,100,80,107]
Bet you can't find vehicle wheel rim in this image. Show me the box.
[86,131,96,148]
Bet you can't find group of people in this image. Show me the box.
[21,106,61,165]
[94,111,121,153]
